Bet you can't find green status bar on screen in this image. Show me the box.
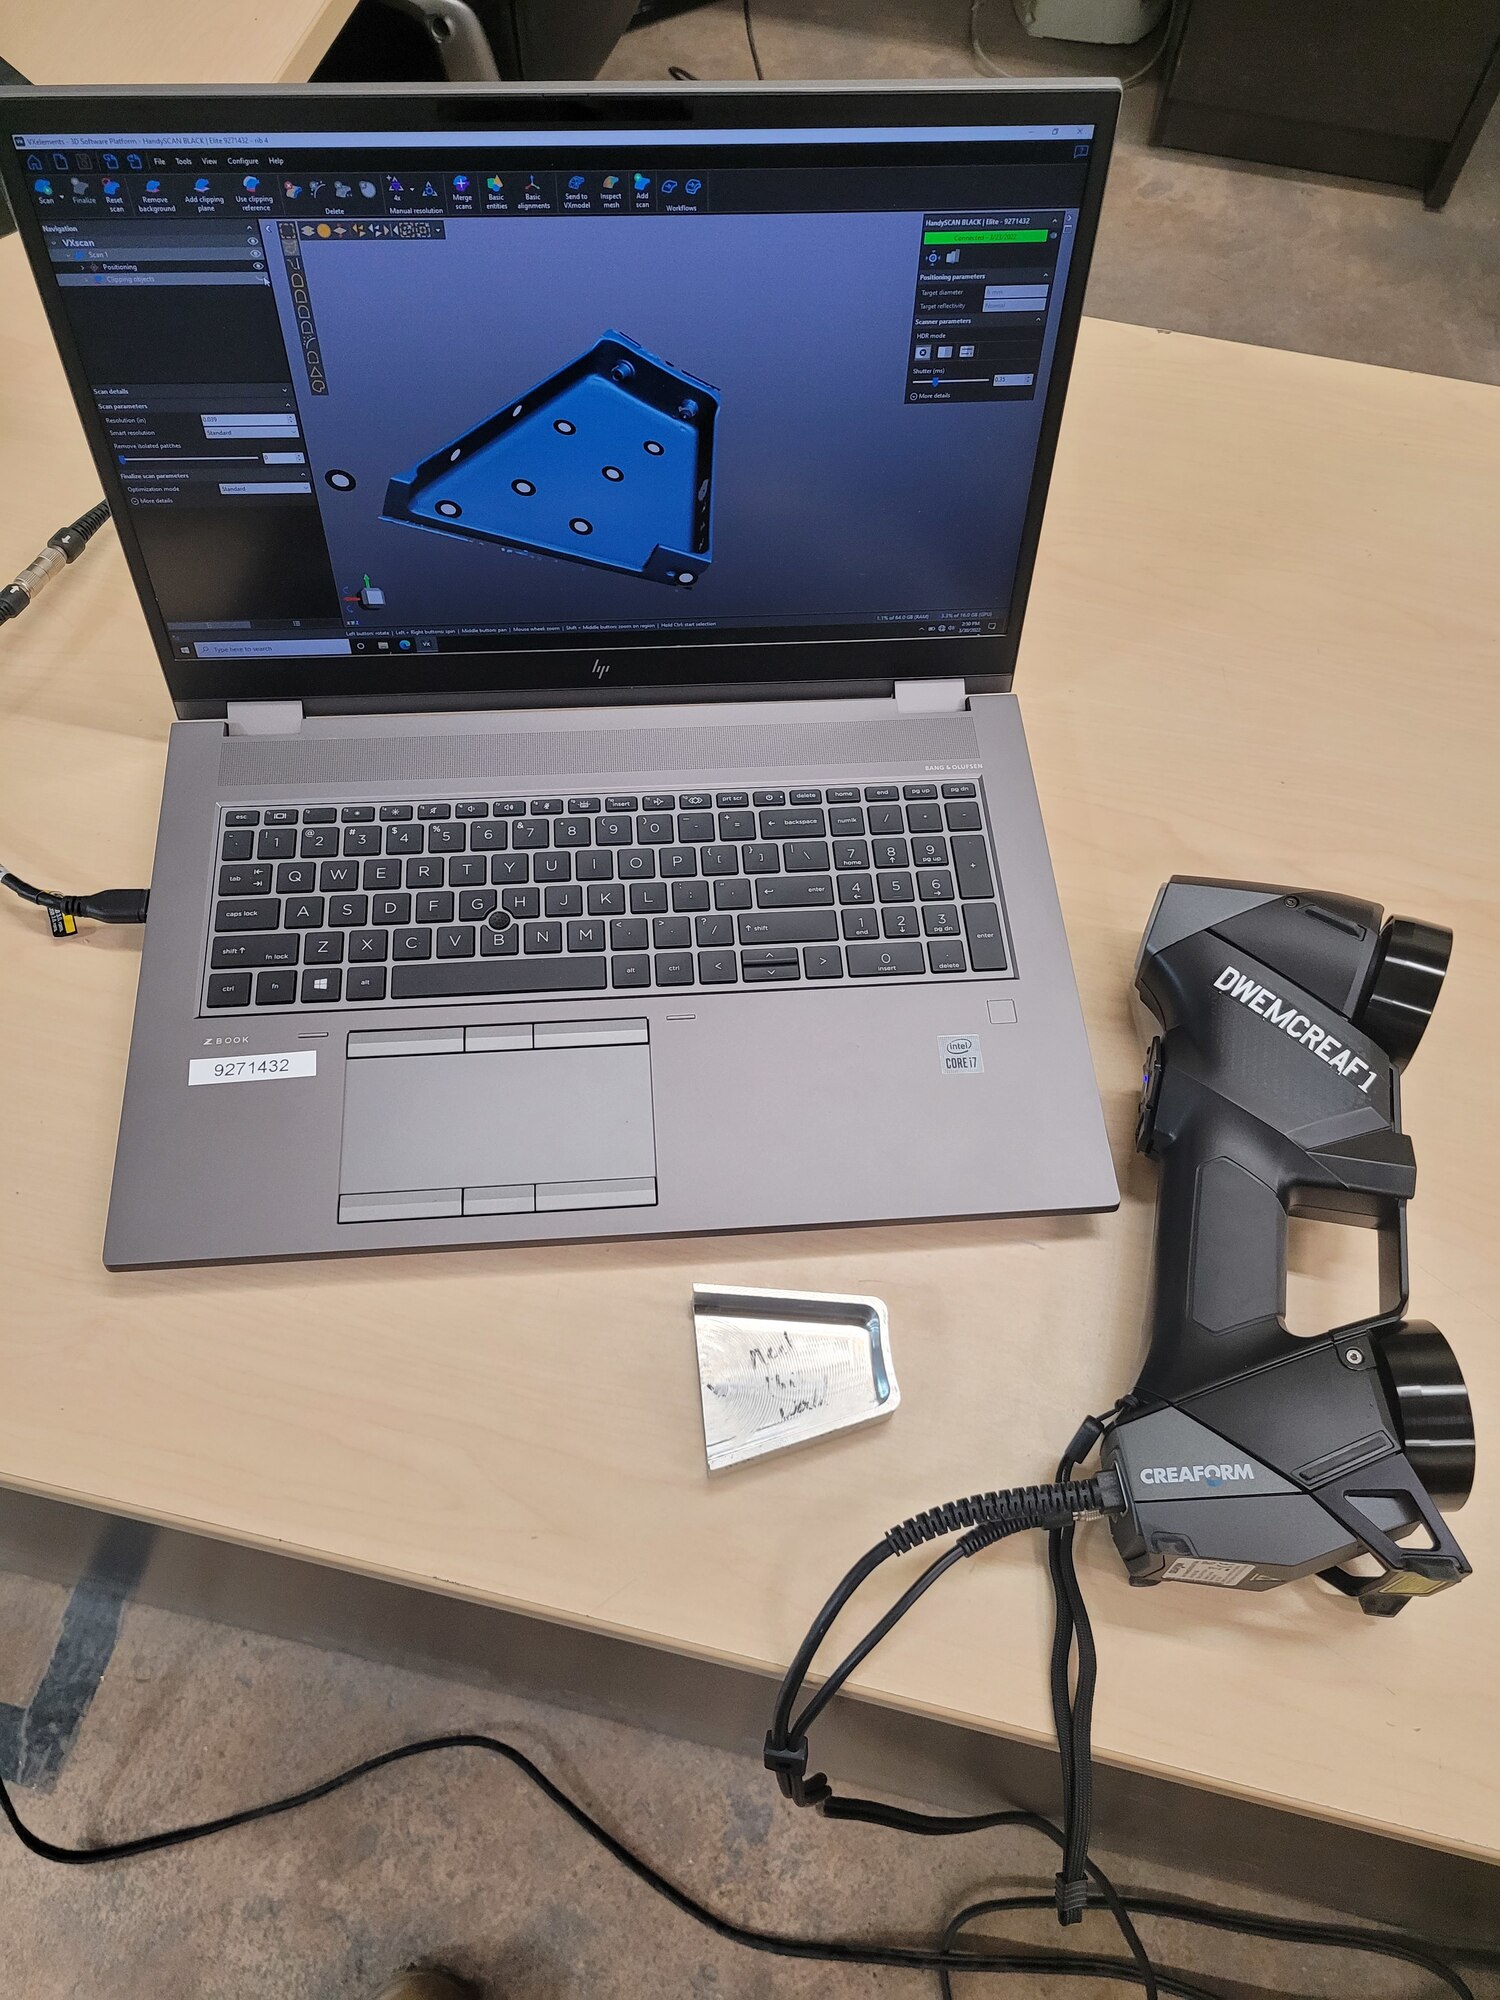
[922,228,1050,245]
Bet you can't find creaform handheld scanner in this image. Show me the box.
[1104,878,1474,1613]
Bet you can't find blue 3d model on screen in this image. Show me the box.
[381,331,717,587]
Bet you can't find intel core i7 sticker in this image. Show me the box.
[939,1034,983,1074]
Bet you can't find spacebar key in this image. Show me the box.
[391,957,608,999]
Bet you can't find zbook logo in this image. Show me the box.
[592,660,611,678]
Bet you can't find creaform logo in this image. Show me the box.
[1214,965,1379,1091]
[1140,1463,1256,1487]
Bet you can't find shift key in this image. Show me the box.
[737,910,838,944]
[755,875,834,908]
[951,834,994,900]
[963,901,1009,971]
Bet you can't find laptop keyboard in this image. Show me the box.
[204,782,1011,1012]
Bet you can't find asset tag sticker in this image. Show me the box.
[939,1034,984,1075]
[1162,1557,1257,1587]
[188,1051,317,1087]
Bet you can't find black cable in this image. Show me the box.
[742,0,764,78]
[0,867,149,929]
[0,500,111,626]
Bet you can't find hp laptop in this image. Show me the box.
[0,82,1121,1267]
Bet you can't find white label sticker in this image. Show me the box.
[939,1033,983,1075]
[188,1051,317,1087]
[1162,1557,1256,1587]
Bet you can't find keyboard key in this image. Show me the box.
[215,898,280,932]
[679,791,712,810]
[752,789,785,807]
[605,795,639,812]
[642,792,675,811]
[841,908,880,941]
[346,967,388,1000]
[671,880,710,913]
[264,808,298,827]
[595,815,633,845]
[789,788,822,805]
[630,882,668,915]
[636,813,674,843]
[918,870,955,901]
[458,890,497,921]
[415,891,453,923]
[737,911,838,945]
[864,785,898,802]
[906,803,943,833]
[963,901,1009,972]
[715,791,748,808]
[341,805,377,822]
[567,918,606,952]
[568,796,601,815]
[531,797,564,816]
[876,872,914,903]
[829,809,865,837]
[784,840,830,873]
[501,886,540,919]
[385,824,422,853]
[756,876,833,908]
[838,873,875,905]
[612,954,650,988]
[742,945,798,968]
[219,863,270,895]
[406,857,445,889]
[923,904,961,937]
[659,846,697,878]
[320,860,359,891]
[717,811,755,841]
[455,801,487,818]
[284,896,325,928]
[575,851,613,881]
[300,968,342,1003]
[912,836,949,868]
[714,878,752,910]
[545,885,583,917]
[449,856,487,887]
[392,959,609,999]
[804,945,843,979]
[491,854,530,885]
[379,804,413,821]
[221,828,254,862]
[883,908,921,940]
[928,939,967,973]
[941,782,976,799]
[417,802,451,820]
[867,805,903,835]
[304,930,343,963]
[652,915,691,949]
[437,925,475,958]
[480,920,519,956]
[372,891,411,925]
[743,960,800,983]
[655,952,693,986]
[525,921,562,953]
[274,862,314,894]
[393,928,431,960]
[952,835,995,900]
[255,969,297,1005]
[848,941,924,977]
[827,787,860,804]
[619,850,657,881]
[349,929,389,961]
[492,799,527,817]
[872,837,909,869]
[903,783,937,800]
[300,827,339,857]
[363,859,402,890]
[677,811,715,842]
[696,913,734,947]
[945,800,983,831]
[698,949,737,983]
[343,825,382,855]
[210,933,299,969]
[471,821,509,850]
[225,809,260,827]
[512,820,550,850]
[207,973,251,1008]
[832,841,869,871]
[760,808,825,839]
[588,884,625,916]
[427,822,465,852]
[257,828,296,859]
[701,845,739,876]
[534,853,572,884]
[555,817,592,848]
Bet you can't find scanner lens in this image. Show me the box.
[1375,1321,1474,1510]
[1354,917,1451,1069]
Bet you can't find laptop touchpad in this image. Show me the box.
[338,1029,656,1222]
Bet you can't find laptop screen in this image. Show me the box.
[3,88,1116,709]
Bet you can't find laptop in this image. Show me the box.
[0,81,1121,1267]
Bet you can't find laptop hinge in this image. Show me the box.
[225,701,305,736]
[893,678,969,716]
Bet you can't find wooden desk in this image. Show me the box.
[0,1,352,87]
[1,219,1497,1864]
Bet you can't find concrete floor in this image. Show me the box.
[4,7,1499,1997]
[602,0,1500,385]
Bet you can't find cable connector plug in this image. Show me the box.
[1053,1871,1090,1924]
[0,501,111,626]
[762,1734,831,1808]
[1,868,149,932]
